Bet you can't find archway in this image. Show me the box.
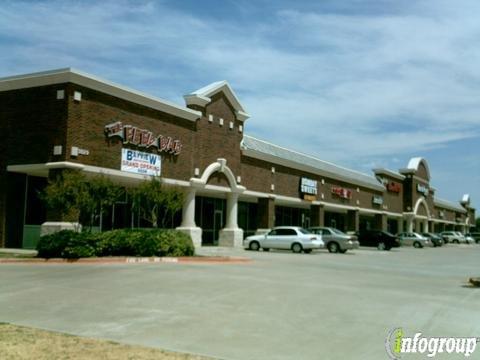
[177,159,245,247]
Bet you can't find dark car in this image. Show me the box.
[357,230,400,250]
[422,233,443,247]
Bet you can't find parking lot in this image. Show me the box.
[0,245,479,359]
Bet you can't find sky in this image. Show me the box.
[0,0,479,208]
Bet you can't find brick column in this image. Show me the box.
[257,197,275,233]
[374,213,387,231]
[346,210,359,232]
[310,204,324,227]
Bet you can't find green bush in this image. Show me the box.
[36,229,195,258]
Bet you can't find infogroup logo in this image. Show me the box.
[385,328,479,358]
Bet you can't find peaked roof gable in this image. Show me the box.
[185,81,250,121]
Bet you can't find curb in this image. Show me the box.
[0,256,252,265]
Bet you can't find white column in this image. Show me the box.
[180,188,196,228]
[176,188,202,247]
[225,192,239,229]
[406,217,414,232]
[219,191,243,247]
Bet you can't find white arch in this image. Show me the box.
[407,157,430,181]
[191,158,245,193]
[413,197,431,218]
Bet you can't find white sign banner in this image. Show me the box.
[121,148,161,176]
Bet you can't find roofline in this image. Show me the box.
[242,136,385,192]
[373,168,406,181]
[0,68,202,122]
[434,198,467,213]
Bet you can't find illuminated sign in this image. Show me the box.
[105,121,182,155]
[417,183,429,195]
[387,182,401,193]
[331,186,352,199]
[121,148,161,176]
[300,177,317,195]
[372,195,384,205]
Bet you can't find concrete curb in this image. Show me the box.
[0,256,252,265]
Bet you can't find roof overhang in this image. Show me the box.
[0,68,202,122]
[242,148,385,192]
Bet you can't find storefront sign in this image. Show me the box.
[417,183,429,195]
[121,148,161,176]
[387,181,401,193]
[331,186,352,199]
[372,195,384,205]
[300,177,318,195]
[105,121,182,155]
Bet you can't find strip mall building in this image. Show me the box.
[0,69,476,248]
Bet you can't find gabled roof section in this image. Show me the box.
[0,68,202,122]
[185,80,250,121]
[434,197,467,213]
[241,135,385,191]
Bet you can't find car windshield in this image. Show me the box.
[299,228,311,234]
[331,228,347,235]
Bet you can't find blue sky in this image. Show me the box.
[1,0,479,209]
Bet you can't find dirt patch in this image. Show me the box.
[0,323,214,360]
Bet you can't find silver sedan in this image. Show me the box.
[244,226,324,254]
[397,232,433,248]
[308,227,359,253]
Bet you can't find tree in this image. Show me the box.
[129,177,184,228]
[41,170,123,230]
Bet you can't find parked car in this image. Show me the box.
[440,231,464,244]
[244,226,324,253]
[308,227,359,253]
[464,234,475,244]
[422,233,443,247]
[397,232,432,248]
[466,233,480,244]
[357,230,400,250]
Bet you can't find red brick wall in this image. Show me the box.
[64,83,196,181]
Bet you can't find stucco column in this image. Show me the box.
[225,192,239,229]
[176,188,202,247]
[406,215,414,232]
[219,191,243,247]
[180,188,197,228]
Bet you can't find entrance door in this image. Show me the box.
[213,210,223,246]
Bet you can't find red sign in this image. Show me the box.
[105,121,182,155]
[331,186,352,199]
[387,182,401,193]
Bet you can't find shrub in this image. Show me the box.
[36,229,195,258]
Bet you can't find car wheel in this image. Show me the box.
[291,243,303,253]
[413,241,422,248]
[262,248,270,252]
[453,239,460,244]
[327,242,340,253]
[377,242,386,251]
[304,249,312,254]
[249,241,260,251]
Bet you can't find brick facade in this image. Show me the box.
[0,69,475,247]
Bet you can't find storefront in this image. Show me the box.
[0,68,475,248]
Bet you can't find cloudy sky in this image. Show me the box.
[1,0,479,207]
